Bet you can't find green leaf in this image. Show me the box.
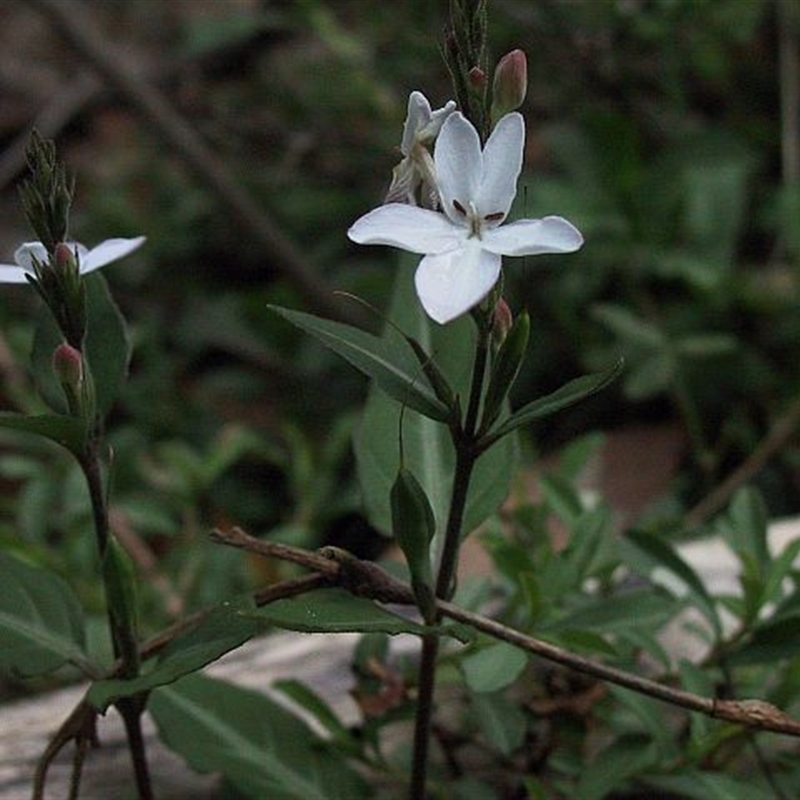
[391,466,436,619]
[462,642,528,693]
[0,551,95,678]
[487,361,622,443]
[480,310,530,432]
[575,735,659,800]
[0,412,87,455]
[269,304,451,422]
[150,674,369,800]
[468,692,526,756]
[592,304,665,349]
[725,487,770,574]
[87,599,257,711]
[273,679,354,744]
[623,351,675,400]
[675,333,738,358]
[622,529,721,635]
[644,770,774,800]
[546,588,677,636]
[608,685,678,756]
[32,273,131,417]
[760,542,800,618]
[355,256,518,539]
[727,613,800,667]
[244,588,430,636]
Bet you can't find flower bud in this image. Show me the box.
[491,49,528,119]
[52,341,84,391]
[53,242,78,278]
[491,298,514,349]
[468,66,487,93]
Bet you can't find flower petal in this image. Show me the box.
[348,204,461,255]
[0,263,31,283]
[414,239,501,324]
[79,236,146,273]
[0,241,53,283]
[14,241,48,273]
[401,91,432,155]
[435,112,482,226]
[474,112,524,221]
[423,99,457,141]
[483,216,583,256]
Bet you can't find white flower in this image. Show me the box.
[349,112,583,324]
[0,236,146,284]
[385,91,456,208]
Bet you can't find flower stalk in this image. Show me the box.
[408,311,491,798]
[12,132,152,799]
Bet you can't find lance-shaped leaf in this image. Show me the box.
[0,412,87,456]
[355,257,518,541]
[151,674,369,800]
[391,466,436,621]
[245,588,472,642]
[480,309,530,433]
[482,360,623,447]
[87,599,257,711]
[269,305,451,422]
[0,551,96,678]
[244,588,428,636]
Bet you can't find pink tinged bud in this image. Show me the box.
[468,66,488,92]
[492,298,514,348]
[53,342,83,390]
[492,49,528,117]
[54,242,78,275]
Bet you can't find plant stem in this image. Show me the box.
[408,321,490,799]
[79,436,151,799]
[119,697,154,800]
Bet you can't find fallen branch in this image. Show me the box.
[211,525,800,738]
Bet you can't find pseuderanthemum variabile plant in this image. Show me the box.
[349,111,582,324]
[0,237,146,284]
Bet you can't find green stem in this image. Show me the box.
[79,436,150,797]
[119,697,154,800]
[408,321,490,799]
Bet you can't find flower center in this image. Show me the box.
[453,200,505,239]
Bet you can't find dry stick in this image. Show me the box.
[687,389,800,526]
[29,0,364,328]
[209,526,800,739]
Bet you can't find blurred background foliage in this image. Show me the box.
[0,0,799,677]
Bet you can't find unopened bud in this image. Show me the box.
[53,242,78,276]
[468,66,487,92]
[492,298,514,349]
[52,342,83,391]
[492,49,528,119]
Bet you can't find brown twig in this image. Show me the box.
[28,0,364,327]
[211,526,800,739]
